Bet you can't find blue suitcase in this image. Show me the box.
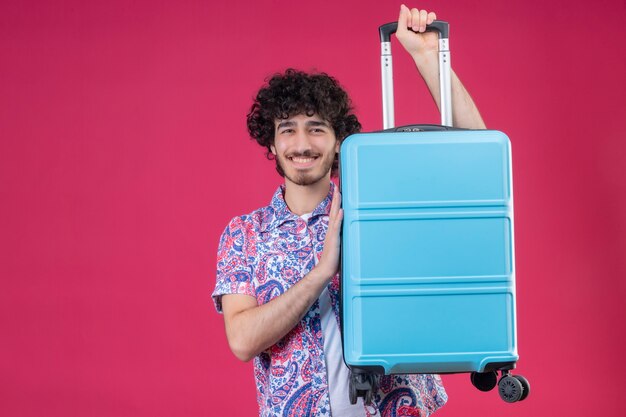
[340,21,529,404]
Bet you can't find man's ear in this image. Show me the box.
[270,144,276,155]
[335,140,340,153]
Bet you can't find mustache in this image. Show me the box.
[286,151,320,158]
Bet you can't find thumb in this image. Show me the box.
[397,4,411,35]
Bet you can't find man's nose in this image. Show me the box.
[293,129,312,152]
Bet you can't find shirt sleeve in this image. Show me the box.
[211,216,256,313]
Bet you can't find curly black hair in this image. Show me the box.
[247,68,362,177]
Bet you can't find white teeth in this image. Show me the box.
[291,157,315,163]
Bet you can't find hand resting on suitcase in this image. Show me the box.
[220,191,343,362]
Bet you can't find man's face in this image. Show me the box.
[271,114,339,187]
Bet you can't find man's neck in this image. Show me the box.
[283,176,331,216]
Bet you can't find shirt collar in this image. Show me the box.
[262,182,336,232]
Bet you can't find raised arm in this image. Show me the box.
[396,5,486,129]
[221,191,343,362]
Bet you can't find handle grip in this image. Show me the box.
[379,20,452,128]
[379,20,450,42]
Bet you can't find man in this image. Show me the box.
[212,5,486,417]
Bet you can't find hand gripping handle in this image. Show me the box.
[378,20,452,128]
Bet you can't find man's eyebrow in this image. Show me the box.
[305,120,330,127]
[276,119,330,129]
[276,120,296,129]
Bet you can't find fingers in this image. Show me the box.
[329,190,342,222]
[419,9,428,31]
[318,189,343,279]
[427,11,437,25]
[328,190,343,233]
[330,210,343,236]
[402,5,437,33]
[410,8,427,32]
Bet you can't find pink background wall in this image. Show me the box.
[1,0,625,416]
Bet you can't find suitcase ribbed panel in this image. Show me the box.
[340,130,518,374]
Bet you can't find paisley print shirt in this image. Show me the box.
[213,183,448,417]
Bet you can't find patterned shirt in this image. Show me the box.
[212,183,448,417]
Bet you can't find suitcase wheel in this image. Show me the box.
[498,375,524,403]
[513,374,530,401]
[349,378,357,405]
[470,371,498,392]
[364,387,374,405]
[349,371,376,406]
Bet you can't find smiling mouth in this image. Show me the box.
[287,154,321,168]
[289,156,318,164]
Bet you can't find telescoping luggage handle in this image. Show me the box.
[379,21,451,129]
